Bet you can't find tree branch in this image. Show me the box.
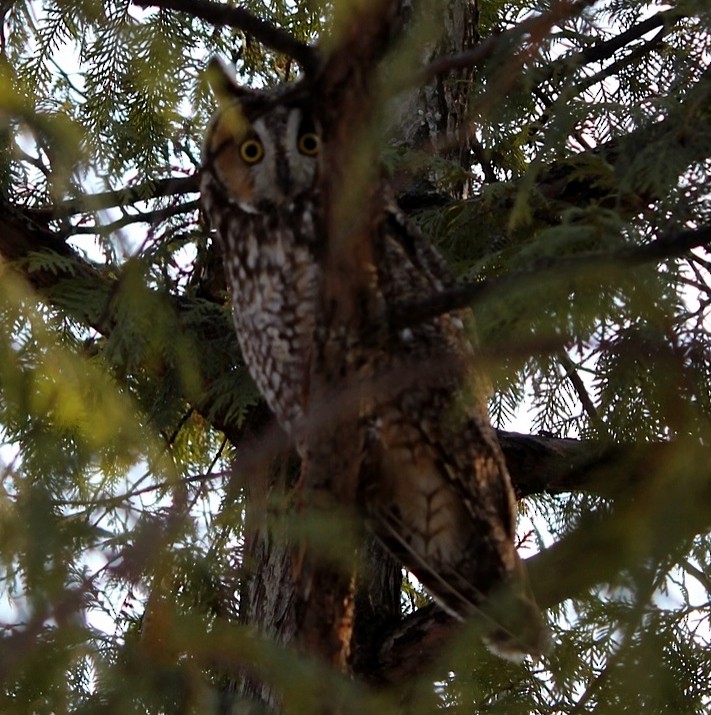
[529,5,687,112]
[132,0,318,72]
[425,5,685,84]
[423,0,598,81]
[575,6,685,67]
[499,430,681,501]
[679,558,711,597]
[522,20,678,145]
[390,223,711,331]
[71,199,200,235]
[403,63,711,220]
[0,200,108,291]
[557,351,606,434]
[27,174,199,220]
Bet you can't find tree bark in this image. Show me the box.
[389,0,480,200]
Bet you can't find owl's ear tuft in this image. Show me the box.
[205,57,255,104]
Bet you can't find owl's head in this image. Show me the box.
[202,58,320,213]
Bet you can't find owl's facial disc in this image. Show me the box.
[207,102,319,212]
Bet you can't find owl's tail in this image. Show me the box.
[478,555,551,662]
[369,504,551,660]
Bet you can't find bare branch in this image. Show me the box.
[132,0,317,72]
[425,5,684,84]
[51,470,227,510]
[557,351,607,435]
[575,6,686,66]
[679,558,711,597]
[28,174,200,220]
[0,201,103,285]
[523,21,677,144]
[71,199,200,235]
[528,4,687,126]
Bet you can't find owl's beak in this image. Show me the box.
[276,160,293,199]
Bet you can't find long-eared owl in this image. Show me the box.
[201,57,550,660]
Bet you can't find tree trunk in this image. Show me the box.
[389,0,480,200]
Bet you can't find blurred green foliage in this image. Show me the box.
[0,0,710,712]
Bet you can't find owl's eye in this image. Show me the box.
[298,132,319,156]
[240,138,264,164]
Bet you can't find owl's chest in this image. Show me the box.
[218,209,322,433]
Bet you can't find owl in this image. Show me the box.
[201,58,549,660]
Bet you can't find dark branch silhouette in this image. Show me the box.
[423,0,598,81]
[424,5,684,84]
[36,174,200,219]
[390,223,711,331]
[71,199,200,234]
[575,5,686,66]
[132,0,318,72]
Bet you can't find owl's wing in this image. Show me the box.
[380,199,457,293]
[363,202,550,659]
[363,395,550,660]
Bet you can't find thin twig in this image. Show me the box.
[53,470,228,509]
[167,407,195,445]
[680,558,711,596]
[558,350,608,435]
[132,0,317,72]
[71,199,200,235]
[523,22,675,145]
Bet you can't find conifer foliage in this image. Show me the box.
[0,0,710,712]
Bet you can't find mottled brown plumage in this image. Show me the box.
[201,57,549,659]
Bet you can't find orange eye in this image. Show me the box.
[298,132,319,156]
[240,138,264,164]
